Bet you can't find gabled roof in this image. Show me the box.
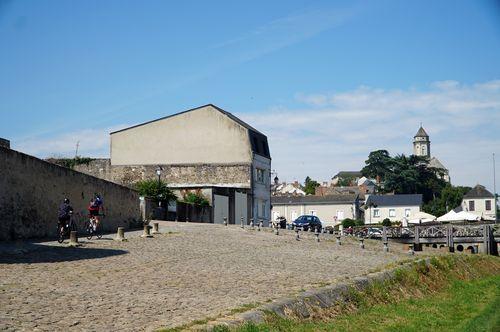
[365,194,422,208]
[414,126,429,138]
[272,194,358,205]
[110,104,264,136]
[463,185,494,199]
[429,157,447,170]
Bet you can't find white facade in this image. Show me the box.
[365,205,420,224]
[462,198,496,219]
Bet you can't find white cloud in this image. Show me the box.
[238,80,500,191]
[12,124,130,159]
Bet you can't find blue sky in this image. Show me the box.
[1,0,499,191]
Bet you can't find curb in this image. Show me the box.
[198,258,430,330]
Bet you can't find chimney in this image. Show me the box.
[0,138,10,149]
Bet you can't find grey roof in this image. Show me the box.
[414,126,429,137]
[271,194,358,205]
[463,185,494,198]
[365,194,422,207]
[110,104,265,136]
[429,157,447,170]
[332,171,362,179]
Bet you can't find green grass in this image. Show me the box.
[159,256,500,332]
[212,256,500,332]
[230,270,500,332]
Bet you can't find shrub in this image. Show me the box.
[382,218,392,226]
[342,218,356,228]
[183,192,209,206]
[135,179,176,203]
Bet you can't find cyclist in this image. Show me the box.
[88,193,104,230]
[88,198,100,230]
[58,198,74,234]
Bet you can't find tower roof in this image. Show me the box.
[414,126,429,138]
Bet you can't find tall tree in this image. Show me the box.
[361,150,392,183]
[423,185,471,216]
[304,176,320,195]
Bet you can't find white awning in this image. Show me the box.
[407,211,436,224]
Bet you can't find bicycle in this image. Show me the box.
[85,214,103,240]
[57,212,78,243]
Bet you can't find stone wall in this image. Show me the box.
[0,147,141,240]
[75,159,252,189]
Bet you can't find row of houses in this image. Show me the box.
[271,184,496,225]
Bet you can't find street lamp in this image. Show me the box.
[156,166,163,207]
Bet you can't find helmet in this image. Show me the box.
[64,198,70,204]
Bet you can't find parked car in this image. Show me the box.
[367,227,382,238]
[291,215,322,232]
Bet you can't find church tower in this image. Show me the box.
[413,126,430,158]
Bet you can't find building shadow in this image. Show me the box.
[0,242,128,264]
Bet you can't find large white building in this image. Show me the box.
[91,104,271,225]
[364,194,422,224]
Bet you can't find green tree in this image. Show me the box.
[135,179,176,204]
[382,218,392,226]
[337,175,356,187]
[361,150,392,183]
[423,185,471,216]
[304,176,320,195]
[383,154,447,204]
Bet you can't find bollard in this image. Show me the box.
[241,216,244,228]
[141,225,153,238]
[383,241,389,252]
[250,218,254,230]
[295,228,300,241]
[275,223,279,235]
[259,220,263,231]
[114,227,127,242]
[186,216,189,223]
[68,231,80,247]
[408,244,415,255]
[315,227,320,242]
[224,217,228,227]
[336,234,341,245]
[359,238,365,249]
[152,222,160,234]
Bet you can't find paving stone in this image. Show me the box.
[0,222,410,331]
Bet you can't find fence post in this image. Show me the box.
[68,231,80,247]
[336,233,341,245]
[482,224,491,255]
[250,218,254,230]
[241,216,244,228]
[224,217,228,227]
[152,222,160,234]
[414,226,422,251]
[447,224,454,252]
[382,226,389,252]
[115,227,127,241]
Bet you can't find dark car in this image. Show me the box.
[291,215,322,232]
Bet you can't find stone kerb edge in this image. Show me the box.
[200,258,429,330]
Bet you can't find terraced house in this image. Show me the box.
[76,104,271,225]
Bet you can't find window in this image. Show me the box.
[469,200,475,211]
[373,209,380,218]
[389,209,396,217]
[485,200,492,211]
[405,209,411,217]
[256,168,265,184]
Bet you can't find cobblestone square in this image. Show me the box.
[1,222,411,331]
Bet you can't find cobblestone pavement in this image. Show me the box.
[0,222,414,331]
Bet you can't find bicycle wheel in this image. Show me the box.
[96,222,102,239]
[57,225,64,243]
[86,220,93,240]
